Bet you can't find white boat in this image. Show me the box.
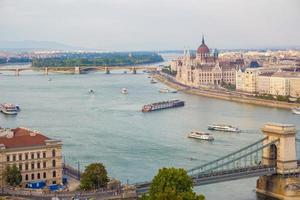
[188,131,214,141]
[208,124,240,133]
[150,79,157,84]
[121,88,128,94]
[88,89,95,94]
[0,103,21,115]
[292,107,300,115]
[159,88,169,93]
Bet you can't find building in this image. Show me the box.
[290,77,300,97]
[269,74,290,96]
[0,127,63,187]
[174,36,240,87]
[236,68,261,93]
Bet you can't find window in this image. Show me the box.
[31,163,34,170]
[31,153,34,159]
[37,152,40,159]
[31,173,34,180]
[52,149,56,157]
[43,152,46,158]
[43,162,46,168]
[37,173,40,179]
[43,172,46,178]
[19,154,22,161]
[6,155,10,162]
[19,164,22,171]
[52,171,56,178]
[25,174,28,181]
[25,154,28,160]
[13,155,16,161]
[25,163,29,170]
[37,162,40,169]
[52,181,56,184]
[52,160,56,167]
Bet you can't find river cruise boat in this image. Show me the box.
[208,124,240,133]
[150,79,157,84]
[142,99,184,112]
[292,107,300,115]
[188,131,214,141]
[0,103,21,115]
[121,88,128,94]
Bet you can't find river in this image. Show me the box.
[0,54,299,200]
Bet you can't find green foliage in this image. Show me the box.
[80,163,109,190]
[140,167,205,200]
[221,82,236,91]
[297,98,300,103]
[4,164,22,186]
[256,94,275,100]
[32,53,163,67]
[161,66,177,76]
[276,95,289,102]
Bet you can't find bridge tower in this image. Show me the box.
[132,67,137,74]
[105,67,110,74]
[74,67,81,74]
[257,123,300,200]
[44,67,48,75]
[15,68,20,76]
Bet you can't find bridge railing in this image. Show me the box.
[188,138,279,176]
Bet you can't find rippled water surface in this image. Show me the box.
[0,61,299,200]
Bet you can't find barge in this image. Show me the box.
[142,99,184,112]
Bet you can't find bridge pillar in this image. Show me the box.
[132,67,137,74]
[256,123,300,200]
[15,68,20,76]
[105,67,110,74]
[44,67,48,75]
[74,67,81,74]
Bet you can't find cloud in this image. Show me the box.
[0,0,299,50]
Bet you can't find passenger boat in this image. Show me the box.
[159,88,169,93]
[292,107,300,115]
[142,99,184,112]
[208,124,240,133]
[188,131,214,141]
[0,103,21,115]
[121,88,128,94]
[150,79,157,84]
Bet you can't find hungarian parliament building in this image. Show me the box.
[171,37,243,87]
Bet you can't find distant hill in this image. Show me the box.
[0,40,82,52]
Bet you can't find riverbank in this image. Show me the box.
[153,73,300,110]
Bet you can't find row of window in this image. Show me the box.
[6,149,56,162]
[24,171,56,181]
[17,160,56,171]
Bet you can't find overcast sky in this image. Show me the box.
[0,0,299,51]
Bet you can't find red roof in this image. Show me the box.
[197,43,210,54]
[0,128,50,149]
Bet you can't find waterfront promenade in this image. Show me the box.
[154,72,300,110]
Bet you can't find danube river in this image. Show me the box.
[0,61,300,200]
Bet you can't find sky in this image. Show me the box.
[0,0,299,51]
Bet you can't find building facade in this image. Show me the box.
[174,37,240,87]
[0,127,63,187]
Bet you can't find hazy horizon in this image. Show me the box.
[0,0,299,51]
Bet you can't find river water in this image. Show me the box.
[0,55,299,200]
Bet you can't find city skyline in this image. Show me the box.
[0,0,299,51]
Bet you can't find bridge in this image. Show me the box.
[135,123,300,199]
[0,66,158,75]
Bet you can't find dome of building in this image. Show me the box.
[197,36,210,54]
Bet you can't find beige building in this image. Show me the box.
[236,68,260,93]
[0,127,63,187]
[269,75,290,96]
[174,37,240,87]
[289,76,300,98]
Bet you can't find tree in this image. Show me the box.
[140,167,205,200]
[80,163,109,190]
[4,164,22,186]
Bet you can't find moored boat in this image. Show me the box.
[142,99,184,112]
[208,124,240,133]
[159,88,169,93]
[150,79,157,84]
[0,103,21,115]
[121,88,128,94]
[188,131,214,141]
[292,107,300,115]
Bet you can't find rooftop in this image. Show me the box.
[0,127,58,149]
